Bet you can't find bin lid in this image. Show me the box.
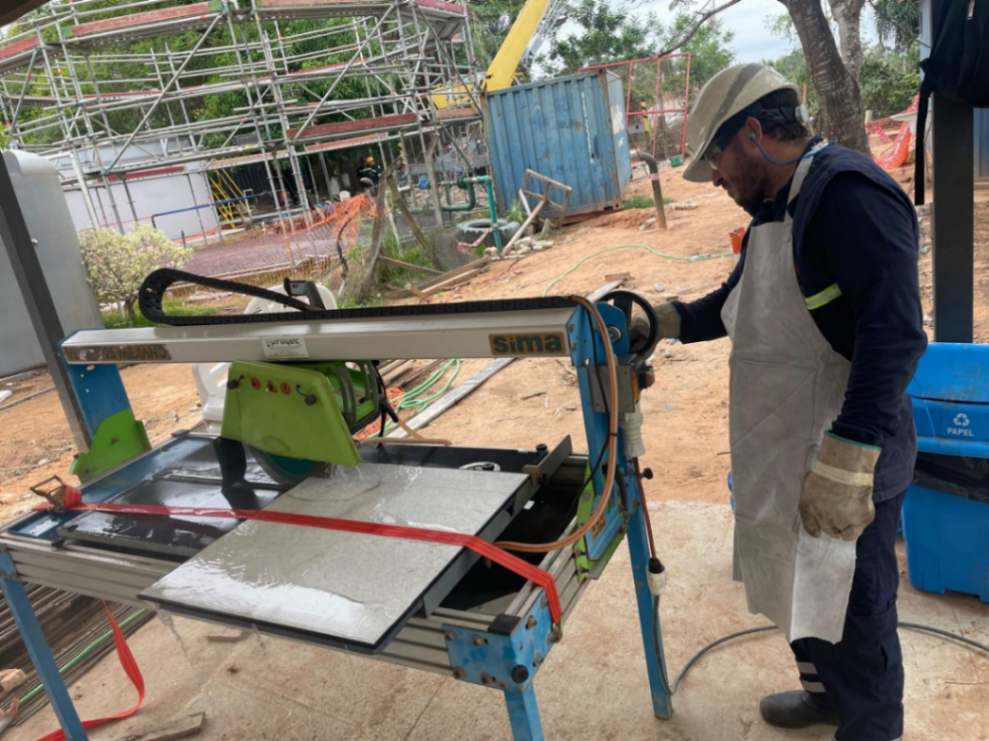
[908,343,989,403]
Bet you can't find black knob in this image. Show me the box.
[510,665,529,683]
[642,467,654,480]
[304,394,318,406]
[536,443,548,453]
[227,378,240,390]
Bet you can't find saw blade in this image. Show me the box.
[249,447,322,484]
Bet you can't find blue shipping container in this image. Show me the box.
[484,71,631,217]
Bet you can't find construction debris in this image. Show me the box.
[0,669,24,693]
[114,712,206,741]
[487,237,556,260]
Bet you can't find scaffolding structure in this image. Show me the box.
[0,0,483,233]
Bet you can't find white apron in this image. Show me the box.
[721,144,856,644]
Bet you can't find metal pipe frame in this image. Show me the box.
[0,0,479,207]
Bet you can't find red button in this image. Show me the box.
[250,377,261,390]
[281,383,291,395]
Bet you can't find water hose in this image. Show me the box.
[543,244,731,296]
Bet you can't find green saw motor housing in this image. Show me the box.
[221,360,381,467]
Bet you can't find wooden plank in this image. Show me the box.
[378,255,443,275]
[420,267,483,296]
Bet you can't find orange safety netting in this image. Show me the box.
[870,96,919,172]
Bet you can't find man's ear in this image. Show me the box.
[744,116,765,145]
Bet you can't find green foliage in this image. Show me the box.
[623,195,653,209]
[860,43,920,118]
[870,0,921,52]
[543,0,661,74]
[101,297,215,328]
[504,200,526,224]
[667,15,733,95]
[79,225,189,324]
[377,234,438,287]
[470,0,528,71]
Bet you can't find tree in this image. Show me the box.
[777,0,870,153]
[543,0,661,74]
[79,225,188,324]
[829,0,867,83]
[859,43,920,117]
[471,0,528,70]
[667,14,734,93]
[870,0,921,51]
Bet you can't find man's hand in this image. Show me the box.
[629,302,681,354]
[799,433,881,541]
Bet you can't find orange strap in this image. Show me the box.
[35,605,145,741]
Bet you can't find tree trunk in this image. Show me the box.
[124,298,137,326]
[780,0,870,155]
[829,0,866,83]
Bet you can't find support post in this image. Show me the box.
[626,500,674,718]
[570,302,674,719]
[503,684,544,741]
[931,94,974,342]
[0,552,86,740]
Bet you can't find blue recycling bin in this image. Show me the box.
[904,342,989,603]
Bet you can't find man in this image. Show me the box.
[357,154,382,191]
[634,64,926,740]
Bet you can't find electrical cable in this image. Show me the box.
[494,294,619,553]
[666,620,989,696]
[751,136,816,167]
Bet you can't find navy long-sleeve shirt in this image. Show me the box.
[673,140,927,499]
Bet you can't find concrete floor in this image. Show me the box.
[15,501,989,741]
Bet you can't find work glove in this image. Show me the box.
[799,433,881,541]
[629,302,681,355]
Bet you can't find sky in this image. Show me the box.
[658,0,881,64]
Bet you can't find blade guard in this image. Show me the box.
[221,361,361,467]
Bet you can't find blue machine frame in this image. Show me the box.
[0,303,673,741]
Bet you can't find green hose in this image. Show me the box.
[543,243,732,296]
[384,359,462,433]
[18,609,150,705]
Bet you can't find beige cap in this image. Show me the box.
[683,63,799,182]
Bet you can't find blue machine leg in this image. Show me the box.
[0,552,87,740]
[504,683,544,741]
[626,505,674,719]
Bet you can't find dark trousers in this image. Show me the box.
[790,492,905,741]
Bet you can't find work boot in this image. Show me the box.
[759,690,839,729]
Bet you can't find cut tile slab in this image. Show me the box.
[141,463,527,651]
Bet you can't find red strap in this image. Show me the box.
[42,501,563,624]
[35,605,145,741]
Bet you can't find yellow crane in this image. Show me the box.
[433,0,559,108]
